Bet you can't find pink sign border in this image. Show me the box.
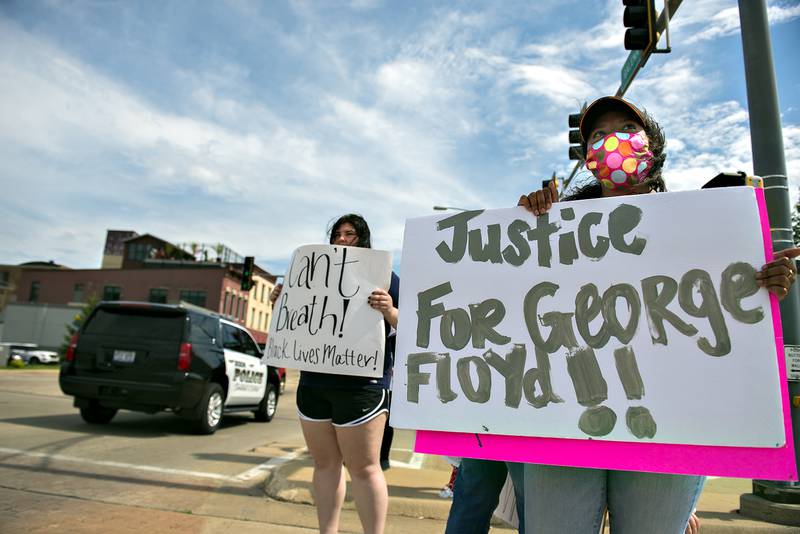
[414,188,797,480]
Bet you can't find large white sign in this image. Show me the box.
[391,188,784,448]
[265,244,392,378]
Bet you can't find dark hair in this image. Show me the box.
[567,107,667,201]
[329,214,372,248]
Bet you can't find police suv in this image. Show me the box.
[59,301,281,434]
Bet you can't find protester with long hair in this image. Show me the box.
[271,214,399,534]
[517,96,799,534]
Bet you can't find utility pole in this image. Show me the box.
[737,0,800,526]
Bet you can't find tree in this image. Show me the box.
[793,192,800,246]
[59,294,99,357]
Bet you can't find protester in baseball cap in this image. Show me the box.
[515,95,799,534]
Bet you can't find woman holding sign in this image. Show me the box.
[517,96,800,534]
[271,213,399,534]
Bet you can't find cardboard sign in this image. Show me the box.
[264,244,392,378]
[391,188,796,479]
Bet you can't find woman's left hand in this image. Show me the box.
[757,247,800,300]
[368,288,398,328]
[368,288,394,314]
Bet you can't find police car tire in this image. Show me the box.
[254,383,278,422]
[80,402,117,424]
[196,383,224,434]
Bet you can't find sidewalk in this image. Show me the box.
[264,450,800,533]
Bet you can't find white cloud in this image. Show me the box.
[678,1,800,44]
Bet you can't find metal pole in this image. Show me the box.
[738,0,800,524]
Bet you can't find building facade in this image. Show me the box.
[16,262,275,341]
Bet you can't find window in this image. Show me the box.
[103,285,121,301]
[29,281,40,302]
[149,288,168,304]
[223,292,230,315]
[260,283,265,303]
[251,307,256,327]
[73,283,85,303]
[239,328,259,356]
[264,312,270,330]
[258,310,262,330]
[189,314,218,345]
[179,290,207,307]
[127,243,151,260]
[222,323,244,352]
[0,271,9,287]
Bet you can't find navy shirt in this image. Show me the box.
[299,271,399,389]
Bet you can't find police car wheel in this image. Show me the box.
[254,383,278,422]
[196,383,224,434]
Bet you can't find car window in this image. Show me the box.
[189,314,218,345]
[84,308,185,341]
[222,324,244,352]
[236,328,260,357]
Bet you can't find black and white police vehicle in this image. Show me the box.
[59,301,281,434]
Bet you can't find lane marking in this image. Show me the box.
[387,452,425,470]
[234,451,302,481]
[0,447,297,483]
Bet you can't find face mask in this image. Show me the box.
[585,131,653,190]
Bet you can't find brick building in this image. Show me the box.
[14,231,276,343]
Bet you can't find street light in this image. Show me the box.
[433,206,469,211]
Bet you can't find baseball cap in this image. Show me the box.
[579,96,647,144]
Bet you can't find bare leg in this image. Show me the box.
[336,413,388,534]
[301,419,346,534]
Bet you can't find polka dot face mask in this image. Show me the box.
[585,131,653,190]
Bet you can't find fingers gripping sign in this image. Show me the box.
[518,179,559,217]
[756,247,800,300]
[369,288,399,327]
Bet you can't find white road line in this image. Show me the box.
[234,451,302,481]
[0,447,297,483]
[388,452,426,470]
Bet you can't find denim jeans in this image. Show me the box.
[523,464,705,534]
[445,458,525,534]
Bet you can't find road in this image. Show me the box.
[0,368,440,534]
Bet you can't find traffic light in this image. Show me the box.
[623,0,657,51]
[568,112,583,160]
[241,256,254,291]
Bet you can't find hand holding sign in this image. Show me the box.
[518,179,559,216]
[757,247,800,299]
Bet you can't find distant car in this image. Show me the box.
[59,301,282,434]
[1,342,37,366]
[14,349,60,365]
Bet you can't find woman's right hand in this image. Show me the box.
[269,283,283,305]
[518,179,559,216]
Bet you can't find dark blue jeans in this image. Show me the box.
[445,458,525,534]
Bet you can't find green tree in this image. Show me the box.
[793,192,800,245]
[59,294,99,357]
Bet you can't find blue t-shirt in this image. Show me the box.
[299,271,399,389]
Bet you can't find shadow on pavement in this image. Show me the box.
[1,412,251,438]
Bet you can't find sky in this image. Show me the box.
[1,0,798,276]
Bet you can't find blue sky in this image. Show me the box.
[1,0,798,275]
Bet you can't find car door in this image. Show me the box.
[221,322,266,406]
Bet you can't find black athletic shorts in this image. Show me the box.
[296,385,389,427]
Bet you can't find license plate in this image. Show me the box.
[113,350,136,363]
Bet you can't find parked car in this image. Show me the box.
[15,349,60,365]
[59,301,282,434]
[1,342,37,366]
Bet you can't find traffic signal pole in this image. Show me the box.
[737,0,800,524]
[563,0,683,191]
